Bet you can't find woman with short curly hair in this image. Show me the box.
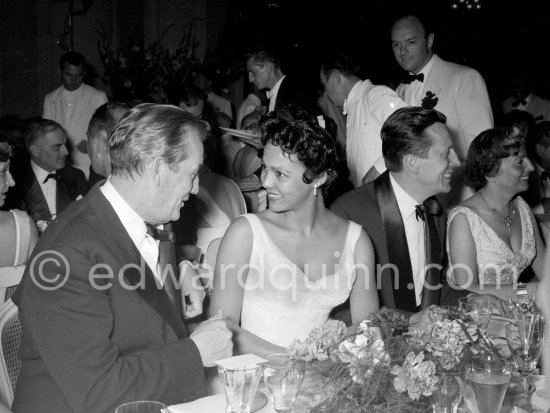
[447,126,545,299]
[210,110,379,357]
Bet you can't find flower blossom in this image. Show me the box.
[392,352,438,400]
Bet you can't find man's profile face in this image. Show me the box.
[246,57,270,90]
[61,62,85,91]
[391,17,433,74]
[150,131,204,224]
[320,70,346,109]
[31,127,68,172]
[414,122,460,197]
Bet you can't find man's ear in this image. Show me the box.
[427,33,435,51]
[403,154,419,174]
[29,143,39,158]
[330,70,343,85]
[536,143,545,157]
[152,159,163,187]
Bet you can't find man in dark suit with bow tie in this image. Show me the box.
[12,104,233,413]
[331,107,465,317]
[11,118,87,224]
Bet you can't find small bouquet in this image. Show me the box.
[287,307,502,412]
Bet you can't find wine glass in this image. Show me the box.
[505,319,544,411]
[466,355,511,413]
[458,297,492,329]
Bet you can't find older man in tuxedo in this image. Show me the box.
[12,104,233,413]
[246,49,318,117]
[331,107,463,315]
[11,118,87,224]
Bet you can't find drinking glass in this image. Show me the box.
[466,355,511,413]
[262,354,305,412]
[431,370,463,413]
[218,363,264,413]
[458,297,493,329]
[114,401,167,413]
[505,320,544,411]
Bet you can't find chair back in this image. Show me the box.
[232,146,261,179]
[0,267,24,307]
[0,299,22,408]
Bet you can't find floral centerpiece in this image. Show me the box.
[287,307,502,412]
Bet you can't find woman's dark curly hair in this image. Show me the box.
[0,132,14,162]
[465,126,522,191]
[259,110,337,187]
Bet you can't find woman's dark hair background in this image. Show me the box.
[465,126,522,191]
[259,110,337,187]
[0,132,14,162]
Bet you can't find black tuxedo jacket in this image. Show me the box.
[13,163,88,222]
[12,184,205,413]
[274,76,320,117]
[331,171,467,312]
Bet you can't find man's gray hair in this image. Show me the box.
[109,103,208,178]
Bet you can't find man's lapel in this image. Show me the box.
[88,186,188,339]
[26,174,52,222]
[373,172,417,312]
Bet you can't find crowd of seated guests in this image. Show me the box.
[3,15,550,410]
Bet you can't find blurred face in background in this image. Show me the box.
[179,99,205,119]
[61,62,85,91]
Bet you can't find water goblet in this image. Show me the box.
[114,400,167,413]
[263,354,305,412]
[458,297,493,329]
[218,363,264,413]
[431,370,463,413]
[466,355,511,413]
[505,319,544,411]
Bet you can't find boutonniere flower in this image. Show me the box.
[421,91,439,109]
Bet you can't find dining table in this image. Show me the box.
[170,314,550,413]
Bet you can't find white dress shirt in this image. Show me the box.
[390,174,426,306]
[343,80,407,187]
[267,75,286,112]
[403,55,435,106]
[31,160,57,217]
[43,83,107,178]
[100,179,163,284]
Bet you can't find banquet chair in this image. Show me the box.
[0,267,25,307]
[0,299,22,408]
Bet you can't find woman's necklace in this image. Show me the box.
[479,191,516,232]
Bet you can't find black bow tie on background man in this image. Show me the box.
[146,224,181,316]
[415,196,443,309]
[402,72,424,85]
[43,173,59,184]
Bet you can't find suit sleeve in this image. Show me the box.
[18,245,205,412]
[455,70,493,151]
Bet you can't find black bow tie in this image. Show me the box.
[512,99,527,107]
[43,173,59,183]
[541,170,550,181]
[415,197,442,221]
[402,72,424,85]
[145,224,175,243]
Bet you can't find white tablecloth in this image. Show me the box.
[168,391,274,413]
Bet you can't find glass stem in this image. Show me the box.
[523,375,532,411]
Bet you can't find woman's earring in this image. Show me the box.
[314,184,318,197]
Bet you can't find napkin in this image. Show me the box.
[214,354,267,370]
